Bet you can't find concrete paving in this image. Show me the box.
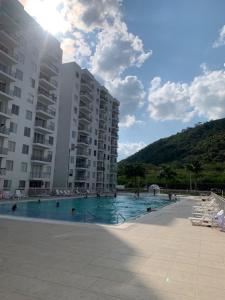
[0,196,224,300]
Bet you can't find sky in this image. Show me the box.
[19,0,225,161]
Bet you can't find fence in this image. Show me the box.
[211,192,225,211]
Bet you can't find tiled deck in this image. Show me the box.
[0,196,224,300]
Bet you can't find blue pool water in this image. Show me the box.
[0,195,175,224]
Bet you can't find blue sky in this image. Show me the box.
[21,0,225,160]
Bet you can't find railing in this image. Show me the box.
[0,63,15,78]
[77,138,89,145]
[75,175,87,181]
[0,127,9,135]
[78,126,91,133]
[76,163,89,168]
[31,155,52,162]
[0,85,13,96]
[38,88,57,102]
[36,104,56,117]
[30,172,51,179]
[35,121,55,131]
[80,91,93,100]
[40,76,57,88]
[116,213,126,224]
[0,26,18,42]
[79,113,92,122]
[0,147,8,155]
[76,148,88,156]
[42,61,59,74]
[0,168,6,175]
[211,192,225,211]
[0,43,16,59]
[33,138,52,147]
[0,105,11,116]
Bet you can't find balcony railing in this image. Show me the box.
[0,168,6,175]
[0,105,11,116]
[38,88,57,102]
[0,43,17,60]
[36,104,56,117]
[31,155,52,162]
[77,138,89,145]
[79,113,92,122]
[33,138,52,147]
[76,148,88,156]
[35,121,55,132]
[0,63,15,78]
[0,127,9,135]
[76,162,89,168]
[75,175,87,181]
[30,172,51,179]
[0,147,8,155]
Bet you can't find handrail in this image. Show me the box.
[117,213,126,224]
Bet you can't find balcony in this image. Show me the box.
[79,103,92,114]
[98,133,106,141]
[0,27,18,48]
[0,147,8,155]
[79,113,92,123]
[0,168,6,176]
[33,138,52,149]
[78,125,91,134]
[0,43,17,65]
[40,61,59,77]
[0,63,15,83]
[99,113,107,121]
[77,137,89,145]
[0,10,21,31]
[38,88,57,105]
[80,82,92,93]
[34,121,55,134]
[0,85,14,101]
[39,76,57,91]
[31,155,52,164]
[80,91,93,102]
[0,126,9,137]
[76,162,89,169]
[36,104,56,119]
[30,172,51,180]
[0,105,11,119]
[75,174,87,181]
[76,148,88,157]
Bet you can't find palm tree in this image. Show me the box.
[158,165,177,188]
[186,161,203,190]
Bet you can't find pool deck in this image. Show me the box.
[0,196,224,300]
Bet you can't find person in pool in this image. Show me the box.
[71,208,76,213]
[11,204,17,211]
[56,202,60,207]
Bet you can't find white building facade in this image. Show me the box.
[0,0,62,195]
[54,62,119,193]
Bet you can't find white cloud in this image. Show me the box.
[118,142,146,160]
[91,21,151,80]
[107,76,146,116]
[61,38,76,63]
[119,115,144,128]
[148,68,225,122]
[213,25,225,48]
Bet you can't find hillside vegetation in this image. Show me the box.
[118,118,225,190]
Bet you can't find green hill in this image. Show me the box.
[118,118,225,190]
[121,118,225,165]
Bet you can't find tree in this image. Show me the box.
[186,161,203,190]
[158,165,177,188]
[124,163,146,189]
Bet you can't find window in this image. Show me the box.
[73,107,77,114]
[89,149,91,155]
[70,156,74,164]
[94,150,96,156]
[94,140,97,146]
[69,169,73,176]
[21,162,28,172]
[17,52,25,64]
[72,131,76,138]
[19,180,26,188]
[71,144,75,150]
[13,86,21,98]
[22,144,29,154]
[27,93,34,104]
[76,72,79,78]
[49,136,54,145]
[30,78,35,88]
[15,69,23,80]
[26,110,32,120]
[8,141,16,152]
[11,104,19,115]
[6,160,13,171]
[3,180,11,189]
[31,61,37,73]
[9,122,17,134]
[92,172,95,178]
[24,127,31,137]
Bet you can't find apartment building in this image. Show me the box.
[54,62,119,192]
[0,0,62,194]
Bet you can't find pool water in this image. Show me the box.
[0,195,175,224]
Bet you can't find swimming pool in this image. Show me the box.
[0,195,175,225]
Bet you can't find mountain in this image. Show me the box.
[120,118,225,165]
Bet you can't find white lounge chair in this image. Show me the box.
[189,212,217,227]
[15,189,25,200]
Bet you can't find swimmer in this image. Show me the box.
[11,204,17,211]
[56,202,60,207]
[71,208,76,213]
[37,198,41,203]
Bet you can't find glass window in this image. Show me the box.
[8,141,16,152]
[13,86,21,98]
[19,180,26,188]
[15,69,23,80]
[49,136,54,145]
[11,104,19,115]
[3,180,11,189]
[9,122,17,134]
[30,78,35,88]
[26,110,32,120]
[6,160,13,171]
[72,131,76,138]
[31,61,37,73]
[16,52,25,64]
[21,162,28,172]
[27,93,34,104]
[22,144,29,154]
[24,127,31,137]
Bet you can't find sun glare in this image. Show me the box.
[24,0,68,35]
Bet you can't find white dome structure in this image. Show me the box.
[148,184,160,195]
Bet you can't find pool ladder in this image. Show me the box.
[117,213,126,224]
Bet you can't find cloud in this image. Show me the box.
[213,25,225,48]
[91,21,151,80]
[61,38,76,63]
[107,76,146,116]
[119,115,143,128]
[148,68,225,122]
[118,142,146,160]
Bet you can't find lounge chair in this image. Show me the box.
[189,212,218,227]
[15,189,25,200]
[3,191,14,200]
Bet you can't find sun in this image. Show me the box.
[23,0,68,35]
